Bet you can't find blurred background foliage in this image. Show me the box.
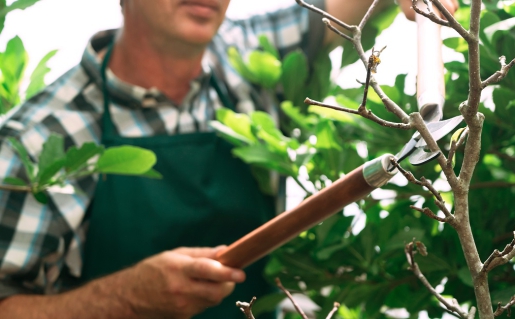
[0,0,55,114]
[213,0,515,318]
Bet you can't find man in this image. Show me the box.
[0,0,457,318]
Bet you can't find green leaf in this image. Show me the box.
[32,191,48,204]
[37,158,66,186]
[505,3,515,17]
[25,50,57,99]
[3,176,27,186]
[443,37,469,53]
[456,267,473,287]
[232,144,296,176]
[38,133,65,177]
[247,51,282,88]
[95,146,157,175]
[227,47,257,83]
[0,36,28,109]
[139,168,163,179]
[0,0,40,18]
[308,103,354,124]
[484,17,515,44]
[258,35,279,59]
[314,120,342,151]
[209,121,253,146]
[450,127,466,144]
[306,47,332,102]
[0,0,6,34]
[281,50,308,103]
[215,108,256,143]
[250,166,274,195]
[7,137,35,181]
[280,101,317,130]
[65,142,104,172]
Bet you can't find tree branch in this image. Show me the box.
[481,56,515,89]
[411,0,450,27]
[410,113,459,188]
[481,238,515,273]
[305,97,411,130]
[0,183,32,192]
[430,0,471,40]
[390,158,455,224]
[493,296,515,317]
[405,241,469,318]
[325,302,341,319]
[275,278,309,319]
[359,0,381,30]
[294,0,355,32]
[236,297,257,319]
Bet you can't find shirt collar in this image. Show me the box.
[80,29,213,109]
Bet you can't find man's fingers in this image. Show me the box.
[184,257,246,283]
[173,246,226,259]
[187,281,236,304]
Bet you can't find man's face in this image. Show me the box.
[125,0,231,47]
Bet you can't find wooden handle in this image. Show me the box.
[416,1,445,122]
[216,165,375,269]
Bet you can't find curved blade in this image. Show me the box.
[409,148,441,166]
[416,115,464,147]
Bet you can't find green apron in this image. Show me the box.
[81,45,276,318]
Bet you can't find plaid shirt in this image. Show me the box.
[0,1,325,297]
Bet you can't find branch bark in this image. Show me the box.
[405,241,470,318]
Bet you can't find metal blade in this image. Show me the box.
[409,148,441,166]
[416,115,464,147]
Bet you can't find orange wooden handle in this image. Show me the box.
[215,165,375,269]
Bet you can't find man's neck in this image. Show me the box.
[108,30,206,105]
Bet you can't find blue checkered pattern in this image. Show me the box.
[0,1,325,297]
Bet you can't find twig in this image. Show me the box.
[411,0,450,27]
[236,297,257,319]
[358,0,382,30]
[0,183,32,192]
[447,127,469,168]
[405,241,469,318]
[481,238,515,273]
[390,158,455,224]
[429,0,471,40]
[294,0,355,32]
[410,113,459,189]
[305,97,410,130]
[326,302,340,319]
[297,0,410,124]
[494,296,515,317]
[322,18,352,41]
[275,278,308,319]
[481,56,515,89]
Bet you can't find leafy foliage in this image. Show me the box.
[0,0,56,114]
[4,133,162,204]
[214,2,515,318]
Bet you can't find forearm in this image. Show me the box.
[0,269,137,319]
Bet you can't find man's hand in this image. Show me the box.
[124,246,245,319]
[398,0,459,21]
[0,246,244,319]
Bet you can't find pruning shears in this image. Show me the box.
[215,0,463,269]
